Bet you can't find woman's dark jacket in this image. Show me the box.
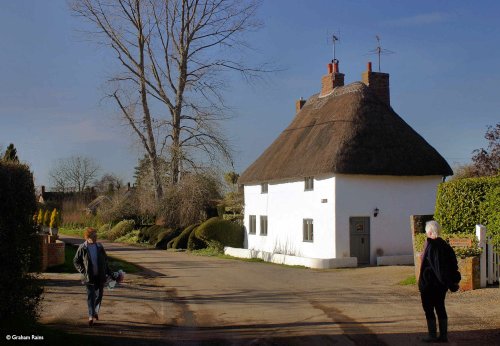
[73,241,111,284]
[419,237,460,293]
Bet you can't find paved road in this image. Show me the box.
[39,235,500,345]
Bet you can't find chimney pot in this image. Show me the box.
[334,61,339,73]
[296,98,306,113]
[367,61,372,72]
[41,185,46,194]
[327,63,333,74]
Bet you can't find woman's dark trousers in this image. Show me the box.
[421,289,448,342]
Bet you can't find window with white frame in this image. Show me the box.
[261,182,268,194]
[249,215,256,234]
[304,177,314,191]
[303,219,313,242]
[260,215,268,236]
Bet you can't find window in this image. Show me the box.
[261,182,268,194]
[260,215,268,236]
[304,177,314,191]
[303,219,313,242]
[249,215,256,234]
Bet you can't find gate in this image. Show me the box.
[476,225,500,286]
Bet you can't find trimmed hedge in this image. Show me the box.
[0,161,42,323]
[107,220,135,241]
[155,228,181,249]
[434,176,500,234]
[188,226,206,251]
[169,223,199,249]
[191,217,244,251]
[481,184,500,250]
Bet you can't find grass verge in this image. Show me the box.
[399,275,416,285]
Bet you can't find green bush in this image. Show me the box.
[192,217,244,252]
[434,176,500,234]
[107,220,135,241]
[155,228,181,249]
[481,184,500,250]
[170,224,199,249]
[115,230,140,243]
[0,161,42,323]
[97,223,112,239]
[137,225,174,245]
[187,226,206,251]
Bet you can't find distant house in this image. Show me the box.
[238,61,452,267]
[38,185,96,210]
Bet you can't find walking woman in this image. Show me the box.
[419,221,460,343]
[73,227,113,326]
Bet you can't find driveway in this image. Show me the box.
[39,235,500,345]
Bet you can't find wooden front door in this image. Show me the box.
[350,217,370,265]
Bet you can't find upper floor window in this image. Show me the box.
[304,177,314,191]
[261,182,268,194]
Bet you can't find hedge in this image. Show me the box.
[434,176,500,234]
[0,161,42,323]
[481,184,500,250]
[169,223,199,249]
[191,217,244,251]
[107,220,135,241]
[155,228,181,249]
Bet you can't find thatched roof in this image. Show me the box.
[239,82,452,184]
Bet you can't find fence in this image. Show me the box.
[476,225,500,287]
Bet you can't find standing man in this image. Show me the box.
[419,221,461,343]
[74,227,114,326]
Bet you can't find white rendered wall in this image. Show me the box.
[243,175,336,259]
[334,174,442,265]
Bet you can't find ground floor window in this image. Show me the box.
[303,218,313,242]
[249,215,256,234]
[260,215,268,236]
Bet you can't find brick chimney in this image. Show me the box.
[296,97,306,113]
[362,61,390,105]
[41,185,46,195]
[320,61,344,97]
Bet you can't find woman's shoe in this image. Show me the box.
[93,314,99,321]
[88,319,94,327]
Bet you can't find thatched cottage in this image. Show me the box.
[236,61,452,268]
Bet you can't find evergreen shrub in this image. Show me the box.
[192,217,244,252]
[170,224,199,249]
[155,228,181,249]
[0,161,42,323]
[480,184,500,250]
[187,226,206,251]
[107,219,135,241]
[434,176,500,234]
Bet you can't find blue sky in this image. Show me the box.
[1,1,499,188]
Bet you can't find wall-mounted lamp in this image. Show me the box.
[373,207,379,217]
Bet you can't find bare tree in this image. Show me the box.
[72,0,268,201]
[472,123,500,177]
[94,173,124,194]
[49,156,100,192]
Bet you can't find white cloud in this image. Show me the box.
[384,12,453,27]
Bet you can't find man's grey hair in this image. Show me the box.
[425,220,441,239]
